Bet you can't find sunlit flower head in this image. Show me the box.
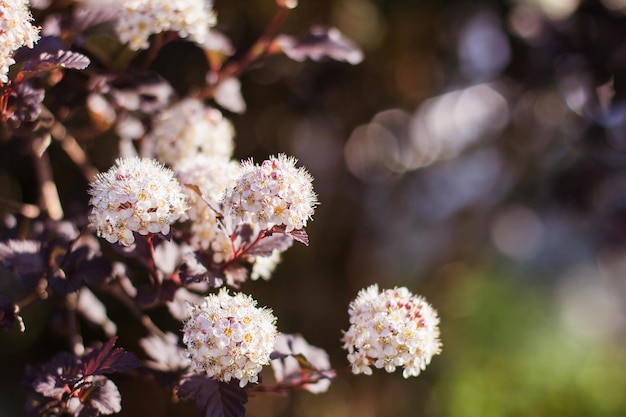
[114,0,217,51]
[150,98,235,167]
[0,0,40,83]
[342,285,441,378]
[88,157,188,246]
[182,288,278,387]
[221,154,317,232]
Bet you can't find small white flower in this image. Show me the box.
[150,98,235,167]
[0,0,40,83]
[250,249,283,281]
[222,154,317,232]
[342,285,441,378]
[182,288,278,387]
[114,0,216,51]
[88,157,188,246]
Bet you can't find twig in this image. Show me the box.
[66,292,85,356]
[32,134,64,220]
[50,121,99,182]
[0,196,41,218]
[108,281,167,339]
[197,5,292,100]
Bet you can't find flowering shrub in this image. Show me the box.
[0,1,440,416]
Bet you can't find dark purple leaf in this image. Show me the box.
[7,82,45,123]
[13,36,66,62]
[235,224,254,245]
[77,256,113,287]
[22,50,90,75]
[274,26,363,65]
[245,234,293,257]
[0,239,46,287]
[81,337,142,377]
[178,374,248,417]
[179,251,226,288]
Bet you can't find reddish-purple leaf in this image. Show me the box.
[179,251,227,288]
[269,225,309,246]
[274,26,363,65]
[178,374,248,417]
[81,337,142,377]
[246,234,293,257]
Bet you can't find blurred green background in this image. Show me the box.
[3,0,626,416]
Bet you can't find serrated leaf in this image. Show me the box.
[274,26,363,65]
[81,337,142,377]
[7,82,45,123]
[246,234,293,257]
[20,50,90,80]
[0,239,46,287]
[179,251,226,288]
[178,375,248,417]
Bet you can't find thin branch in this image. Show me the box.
[197,6,292,100]
[32,134,64,220]
[107,281,167,339]
[0,196,40,218]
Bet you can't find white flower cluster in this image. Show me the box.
[0,0,40,83]
[115,0,216,51]
[342,285,441,378]
[174,156,240,255]
[182,288,278,387]
[221,154,317,232]
[88,157,188,246]
[151,98,235,167]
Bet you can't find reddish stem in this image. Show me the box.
[197,6,291,100]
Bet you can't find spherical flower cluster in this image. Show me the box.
[342,285,441,378]
[221,154,317,232]
[114,0,217,51]
[0,0,40,83]
[88,157,188,246]
[182,288,278,387]
[150,98,234,167]
[174,155,241,252]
